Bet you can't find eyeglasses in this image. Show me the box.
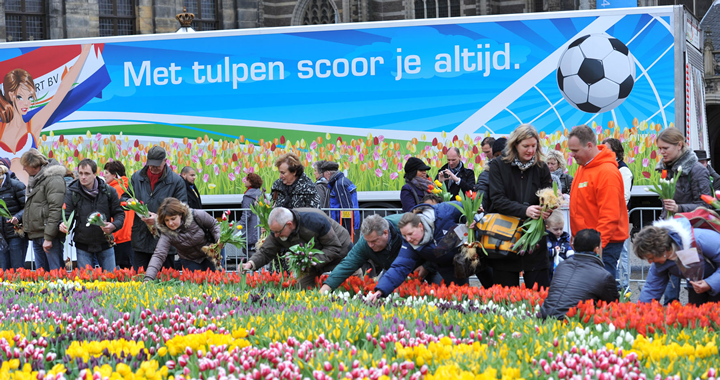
[270,223,290,237]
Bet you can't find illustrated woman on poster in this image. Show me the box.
[0,44,92,181]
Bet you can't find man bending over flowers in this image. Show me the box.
[242,207,352,288]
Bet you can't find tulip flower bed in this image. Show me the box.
[0,267,718,380]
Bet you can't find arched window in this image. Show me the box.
[99,0,136,36]
[301,0,337,25]
[414,0,460,19]
[5,0,46,41]
[185,0,219,31]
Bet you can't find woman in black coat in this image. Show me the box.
[488,124,553,288]
[0,160,27,270]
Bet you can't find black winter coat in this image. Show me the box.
[126,165,188,253]
[185,180,203,210]
[488,158,552,272]
[64,179,125,253]
[0,175,25,240]
[540,253,619,319]
[434,162,476,196]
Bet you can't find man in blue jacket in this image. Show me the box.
[320,214,403,293]
[322,162,360,238]
[366,202,468,300]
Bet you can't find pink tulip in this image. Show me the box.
[203,174,209,182]
[390,172,398,180]
[375,169,383,177]
[214,165,220,175]
[229,173,235,181]
[642,158,649,167]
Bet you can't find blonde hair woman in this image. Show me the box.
[545,150,573,194]
[488,124,553,288]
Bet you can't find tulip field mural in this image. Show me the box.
[0,267,718,379]
[39,118,669,195]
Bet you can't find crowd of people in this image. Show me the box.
[2,123,719,314]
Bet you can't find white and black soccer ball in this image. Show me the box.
[556,33,636,114]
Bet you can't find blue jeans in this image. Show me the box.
[663,275,681,305]
[602,242,623,278]
[77,247,116,272]
[0,237,28,270]
[427,266,469,287]
[32,237,64,271]
[615,238,631,289]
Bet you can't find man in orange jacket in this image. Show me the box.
[567,125,629,278]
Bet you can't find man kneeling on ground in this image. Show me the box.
[540,229,619,319]
[242,207,352,288]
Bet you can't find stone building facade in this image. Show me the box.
[0,0,713,42]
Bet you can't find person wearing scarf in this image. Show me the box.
[487,124,553,289]
[400,157,433,212]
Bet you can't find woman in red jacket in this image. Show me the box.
[103,161,135,269]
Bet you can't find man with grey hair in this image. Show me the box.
[320,213,404,293]
[321,161,360,237]
[242,206,352,288]
[435,147,476,196]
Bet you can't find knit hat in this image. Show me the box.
[0,158,10,169]
[404,157,431,180]
[147,146,167,167]
[321,161,340,172]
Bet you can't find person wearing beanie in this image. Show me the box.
[400,157,432,212]
[321,161,360,238]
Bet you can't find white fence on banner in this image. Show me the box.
[20,206,666,289]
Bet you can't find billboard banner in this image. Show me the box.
[0,8,677,194]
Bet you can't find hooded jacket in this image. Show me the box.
[108,177,134,244]
[540,252,619,319]
[23,164,67,241]
[639,218,720,302]
[0,174,25,240]
[63,178,125,253]
[327,171,360,230]
[655,149,711,219]
[247,208,352,272]
[569,146,629,247]
[323,213,404,290]
[127,165,187,253]
[272,174,320,209]
[374,202,463,296]
[145,204,220,280]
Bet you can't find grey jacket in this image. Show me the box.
[23,164,67,241]
[127,165,188,253]
[241,187,262,246]
[655,149,711,218]
[248,208,351,272]
[315,178,330,209]
[145,204,220,280]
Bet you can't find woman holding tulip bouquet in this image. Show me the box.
[654,128,712,304]
[487,124,553,288]
[144,197,221,281]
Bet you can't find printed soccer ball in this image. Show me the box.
[556,33,636,114]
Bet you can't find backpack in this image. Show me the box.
[674,208,720,234]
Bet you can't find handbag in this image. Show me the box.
[475,165,534,259]
[475,213,523,259]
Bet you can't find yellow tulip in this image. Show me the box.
[237,225,243,230]
[455,195,462,202]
